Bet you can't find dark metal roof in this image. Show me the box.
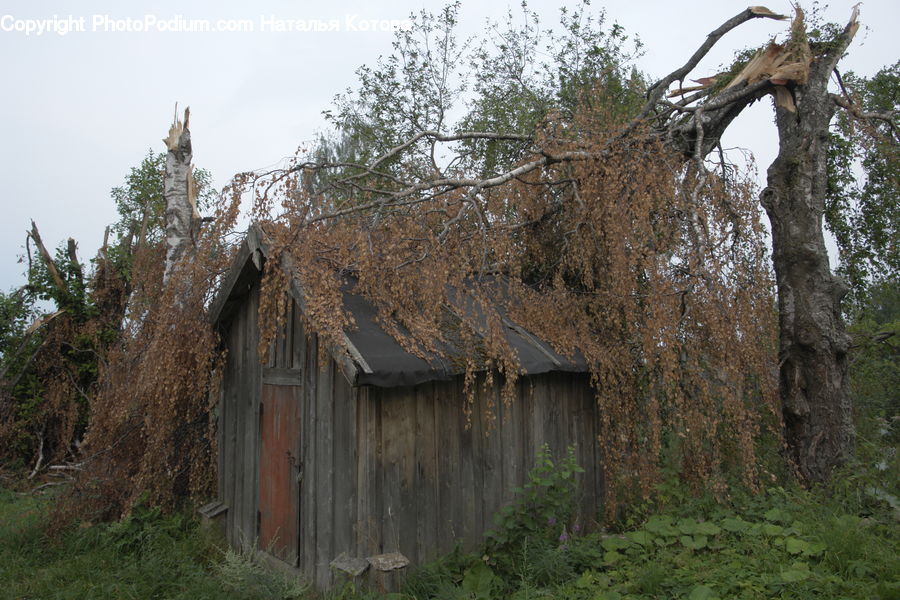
[210,225,587,388]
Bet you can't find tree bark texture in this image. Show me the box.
[162,107,197,286]
[759,35,855,483]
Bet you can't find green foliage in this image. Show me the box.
[401,483,898,599]
[218,547,310,600]
[5,432,899,600]
[459,1,644,175]
[321,2,467,189]
[110,149,215,280]
[396,440,898,600]
[485,444,583,555]
[0,487,315,600]
[825,61,899,312]
[318,0,644,190]
[846,282,900,428]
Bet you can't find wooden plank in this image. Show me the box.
[568,375,590,522]
[314,350,335,590]
[258,383,301,564]
[291,300,304,370]
[300,331,318,578]
[208,240,253,324]
[479,375,503,535]
[379,391,403,557]
[262,367,303,386]
[500,375,523,506]
[223,317,239,547]
[331,363,356,564]
[215,347,226,503]
[434,380,462,553]
[355,386,370,558]
[231,298,246,547]
[591,379,606,517]
[521,377,536,482]
[243,283,261,550]
[458,378,478,548]
[414,382,438,563]
[287,278,358,385]
[468,378,485,546]
[362,388,385,590]
[541,375,563,457]
[396,387,418,567]
[282,297,293,369]
[370,389,384,556]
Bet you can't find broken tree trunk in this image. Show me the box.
[649,7,861,484]
[759,11,859,483]
[28,221,66,294]
[162,106,199,286]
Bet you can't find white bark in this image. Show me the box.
[162,106,199,286]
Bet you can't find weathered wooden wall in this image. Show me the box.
[218,277,262,552]
[220,293,602,591]
[355,371,601,576]
[219,294,359,590]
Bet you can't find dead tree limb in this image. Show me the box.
[27,427,45,479]
[0,310,65,385]
[28,221,66,294]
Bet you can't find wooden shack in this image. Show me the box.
[210,225,603,590]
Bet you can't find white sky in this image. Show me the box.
[1,0,897,293]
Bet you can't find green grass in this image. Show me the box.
[0,488,307,600]
[394,482,899,600]
[1,460,897,600]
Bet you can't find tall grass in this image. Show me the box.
[0,489,307,600]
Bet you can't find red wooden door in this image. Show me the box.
[258,383,301,564]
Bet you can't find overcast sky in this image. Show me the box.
[1,0,896,294]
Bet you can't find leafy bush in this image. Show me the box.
[485,444,584,554]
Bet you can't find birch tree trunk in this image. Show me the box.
[162,107,198,286]
[759,18,858,483]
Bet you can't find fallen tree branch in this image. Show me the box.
[0,310,65,385]
[27,428,45,480]
[25,481,70,494]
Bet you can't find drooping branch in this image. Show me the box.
[260,6,794,223]
[0,309,65,386]
[300,149,591,226]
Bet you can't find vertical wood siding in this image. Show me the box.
[219,292,602,591]
[358,371,601,570]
